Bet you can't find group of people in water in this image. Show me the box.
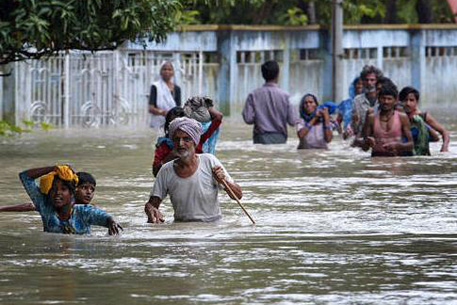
[1,59,451,235]
[241,60,449,155]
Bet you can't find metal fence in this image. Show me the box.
[11,50,219,127]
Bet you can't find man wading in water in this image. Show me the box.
[242,60,298,144]
[362,83,413,157]
[145,117,242,223]
[352,65,384,138]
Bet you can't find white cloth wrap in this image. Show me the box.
[149,78,177,128]
[169,117,202,145]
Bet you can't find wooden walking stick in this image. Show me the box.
[221,180,256,225]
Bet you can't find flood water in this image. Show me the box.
[1,115,457,304]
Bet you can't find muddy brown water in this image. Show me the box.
[0,116,457,304]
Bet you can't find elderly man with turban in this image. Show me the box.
[145,117,242,223]
[19,165,122,235]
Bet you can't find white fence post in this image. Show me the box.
[63,52,71,128]
[198,50,203,95]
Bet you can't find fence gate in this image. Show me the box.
[13,50,209,128]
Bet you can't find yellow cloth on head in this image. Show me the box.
[39,165,79,195]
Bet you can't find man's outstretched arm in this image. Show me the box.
[145,196,164,224]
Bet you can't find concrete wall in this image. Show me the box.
[125,24,457,115]
[3,24,457,126]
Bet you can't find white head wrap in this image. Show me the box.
[169,117,202,145]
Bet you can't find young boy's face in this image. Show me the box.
[75,182,95,204]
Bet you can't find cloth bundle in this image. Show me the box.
[39,165,79,195]
[183,96,214,123]
[318,101,338,115]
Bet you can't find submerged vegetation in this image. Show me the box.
[0,120,52,136]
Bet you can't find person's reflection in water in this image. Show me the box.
[368,157,415,176]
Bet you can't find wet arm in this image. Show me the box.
[361,114,375,151]
[23,166,57,180]
[83,206,123,235]
[426,114,450,152]
[19,166,57,211]
[223,180,243,201]
[149,106,167,116]
[0,202,36,212]
[174,85,182,106]
[106,216,123,235]
[335,113,343,134]
[208,106,223,122]
[212,166,242,200]
[428,127,440,142]
[145,196,164,223]
[197,108,223,149]
[322,111,333,143]
[297,117,318,138]
[397,114,413,152]
[351,103,360,135]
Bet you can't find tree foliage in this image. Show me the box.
[0,0,454,66]
[180,0,455,26]
[0,0,181,65]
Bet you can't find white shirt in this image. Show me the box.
[151,154,233,222]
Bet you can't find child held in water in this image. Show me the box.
[18,165,122,235]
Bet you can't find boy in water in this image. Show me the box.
[0,172,98,211]
[74,172,97,205]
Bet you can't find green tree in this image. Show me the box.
[0,0,181,65]
[181,0,454,25]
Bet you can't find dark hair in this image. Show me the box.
[376,76,395,88]
[399,86,420,102]
[49,177,76,198]
[299,93,319,119]
[77,172,96,187]
[378,82,398,98]
[164,106,185,135]
[360,65,383,81]
[261,60,280,82]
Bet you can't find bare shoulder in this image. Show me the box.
[398,111,409,121]
[424,112,437,123]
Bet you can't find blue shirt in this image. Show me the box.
[19,171,112,234]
